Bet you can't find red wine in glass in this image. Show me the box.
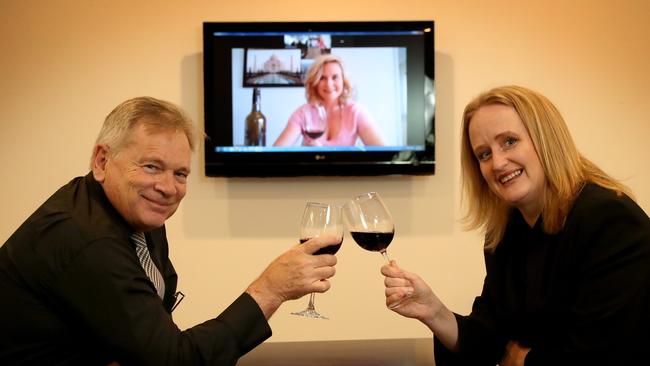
[300,238,343,255]
[303,129,325,139]
[349,231,394,253]
[303,105,327,141]
[344,192,408,309]
[343,192,396,262]
[292,202,343,319]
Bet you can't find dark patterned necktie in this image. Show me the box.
[131,232,165,299]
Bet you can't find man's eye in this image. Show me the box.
[142,164,160,173]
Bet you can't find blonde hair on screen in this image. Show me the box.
[304,54,353,105]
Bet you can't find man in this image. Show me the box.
[0,97,338,365]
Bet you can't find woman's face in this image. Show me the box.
[316,62,344,104]
[468,104,547,221]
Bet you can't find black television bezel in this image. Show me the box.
[203,20,435,177]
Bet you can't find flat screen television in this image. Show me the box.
[203,20,435,177]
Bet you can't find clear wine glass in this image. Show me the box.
[291,202,343,319]
[302,104,327,140]
[343,192,407,308]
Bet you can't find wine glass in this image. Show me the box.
[302,104,327,140]
[343,192,407,308]
[291,202,343,319]
[343,192,395,261]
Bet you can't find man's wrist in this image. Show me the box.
[246,281,283,320]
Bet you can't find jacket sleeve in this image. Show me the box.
[434,282,507,365]
[51,237,271,366]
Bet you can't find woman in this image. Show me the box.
[382,85,650,365]
[273,54,386,147]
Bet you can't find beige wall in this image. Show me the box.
[1,0,648,343]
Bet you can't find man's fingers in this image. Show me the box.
[301,235,342,255]
[309,279,331,293]
[312,265,336,280]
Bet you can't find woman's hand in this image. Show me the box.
[500,340,530,366]
[381,260,440,321]
[382,260,461,352]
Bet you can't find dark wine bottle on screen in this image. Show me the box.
[244,87,266,146]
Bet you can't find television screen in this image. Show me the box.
[203,21,435,177]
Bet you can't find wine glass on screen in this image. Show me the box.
[291,202,343,320]
[343,192,407,308]
[302,104,327,140]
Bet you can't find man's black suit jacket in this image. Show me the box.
[0,173,271,365]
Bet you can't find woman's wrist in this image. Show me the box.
[422,305,460,352]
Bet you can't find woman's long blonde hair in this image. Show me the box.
[460,85,632,250]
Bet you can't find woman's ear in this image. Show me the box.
[91,144,109,183]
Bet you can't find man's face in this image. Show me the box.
[93,122,191,232]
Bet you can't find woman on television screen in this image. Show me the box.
[273,54,386,147]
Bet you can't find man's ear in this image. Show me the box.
[91,144,109,183]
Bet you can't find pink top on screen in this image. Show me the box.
[286,101,377,146]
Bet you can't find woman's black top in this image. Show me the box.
[435,184,650,365]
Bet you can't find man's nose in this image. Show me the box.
[155,171,177,196]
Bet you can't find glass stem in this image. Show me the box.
[307,292,316,310]
[381,250,391,262]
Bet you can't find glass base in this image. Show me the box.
[291,308,329,320]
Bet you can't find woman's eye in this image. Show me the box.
[476,151,491,161]
[504,137,518,147]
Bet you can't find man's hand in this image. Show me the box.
[246,236,338,319]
